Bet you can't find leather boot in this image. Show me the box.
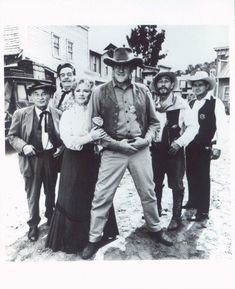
[81,241,100,259]
[149,229,173,246]
[167,190,184,231]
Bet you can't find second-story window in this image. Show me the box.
[52,34,60,57]
[67,40,73,60]
[92,56,97,72]
[93,62,97,72]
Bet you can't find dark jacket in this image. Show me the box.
[8,105,62,177]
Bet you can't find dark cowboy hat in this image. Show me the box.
[27,82,56,96]
[56,63,76,76]
[103,47,144,68]
[150,71,178,93]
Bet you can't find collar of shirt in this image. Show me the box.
[195,91,214,102]
[34,106,51,119]
[112,79,133,90]
[61,89,72,94]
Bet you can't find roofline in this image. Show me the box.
[4,76,54,82]
[214,46,229,51]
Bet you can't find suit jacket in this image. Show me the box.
[8,105,62,177]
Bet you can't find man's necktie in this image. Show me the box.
[57,90,70,109]
[38,111,49,132]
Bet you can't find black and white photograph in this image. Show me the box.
[0,0,234,289]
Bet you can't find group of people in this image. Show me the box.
[8,46,226,259]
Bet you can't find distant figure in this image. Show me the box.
[150,72,198,230]
[8,83,63,242]
[81,47,173,260]
[50,63,76,112]
[46,79,119,253]
[184,71,226,221]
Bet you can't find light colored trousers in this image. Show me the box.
[89,147,162,242]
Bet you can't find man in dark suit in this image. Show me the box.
[8,83,63,242]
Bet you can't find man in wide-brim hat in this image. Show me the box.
[8,81,63,242]
[149,71,198,231]
[81,47,174,259]
[186,70,216,91]
[183,70,226,222]
[150,71,178,94]
[103,47,144,68]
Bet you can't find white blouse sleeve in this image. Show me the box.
[59,110,93,151]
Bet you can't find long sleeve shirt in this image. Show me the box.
[155,94,199,147]
[191,92,226,150]
[90,80,159,151]
[59,104,93,150]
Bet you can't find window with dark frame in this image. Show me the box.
[52,34,60,57]
[67,40,73,60]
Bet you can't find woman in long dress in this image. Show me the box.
[46,79,119,254]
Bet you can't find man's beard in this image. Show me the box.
[158,86,169,95]
[157,87,171,100]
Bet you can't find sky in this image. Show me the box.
[89,25,229,72]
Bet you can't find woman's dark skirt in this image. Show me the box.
[46,144,119,254]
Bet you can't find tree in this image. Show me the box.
[184,61,215,75]
[126,25,167,67]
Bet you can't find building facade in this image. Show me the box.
[4,25,90,138]
[4,25,89,78]
[214,46,229,114]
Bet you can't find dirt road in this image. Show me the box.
[3,117,231,261]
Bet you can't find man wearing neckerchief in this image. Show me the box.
[150,72,198,230]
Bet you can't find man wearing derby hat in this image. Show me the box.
[150,72,198,230]
[50,63,76,112]
[81,47,174,259]
[8,82,63,242]
[183,71,226,222]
